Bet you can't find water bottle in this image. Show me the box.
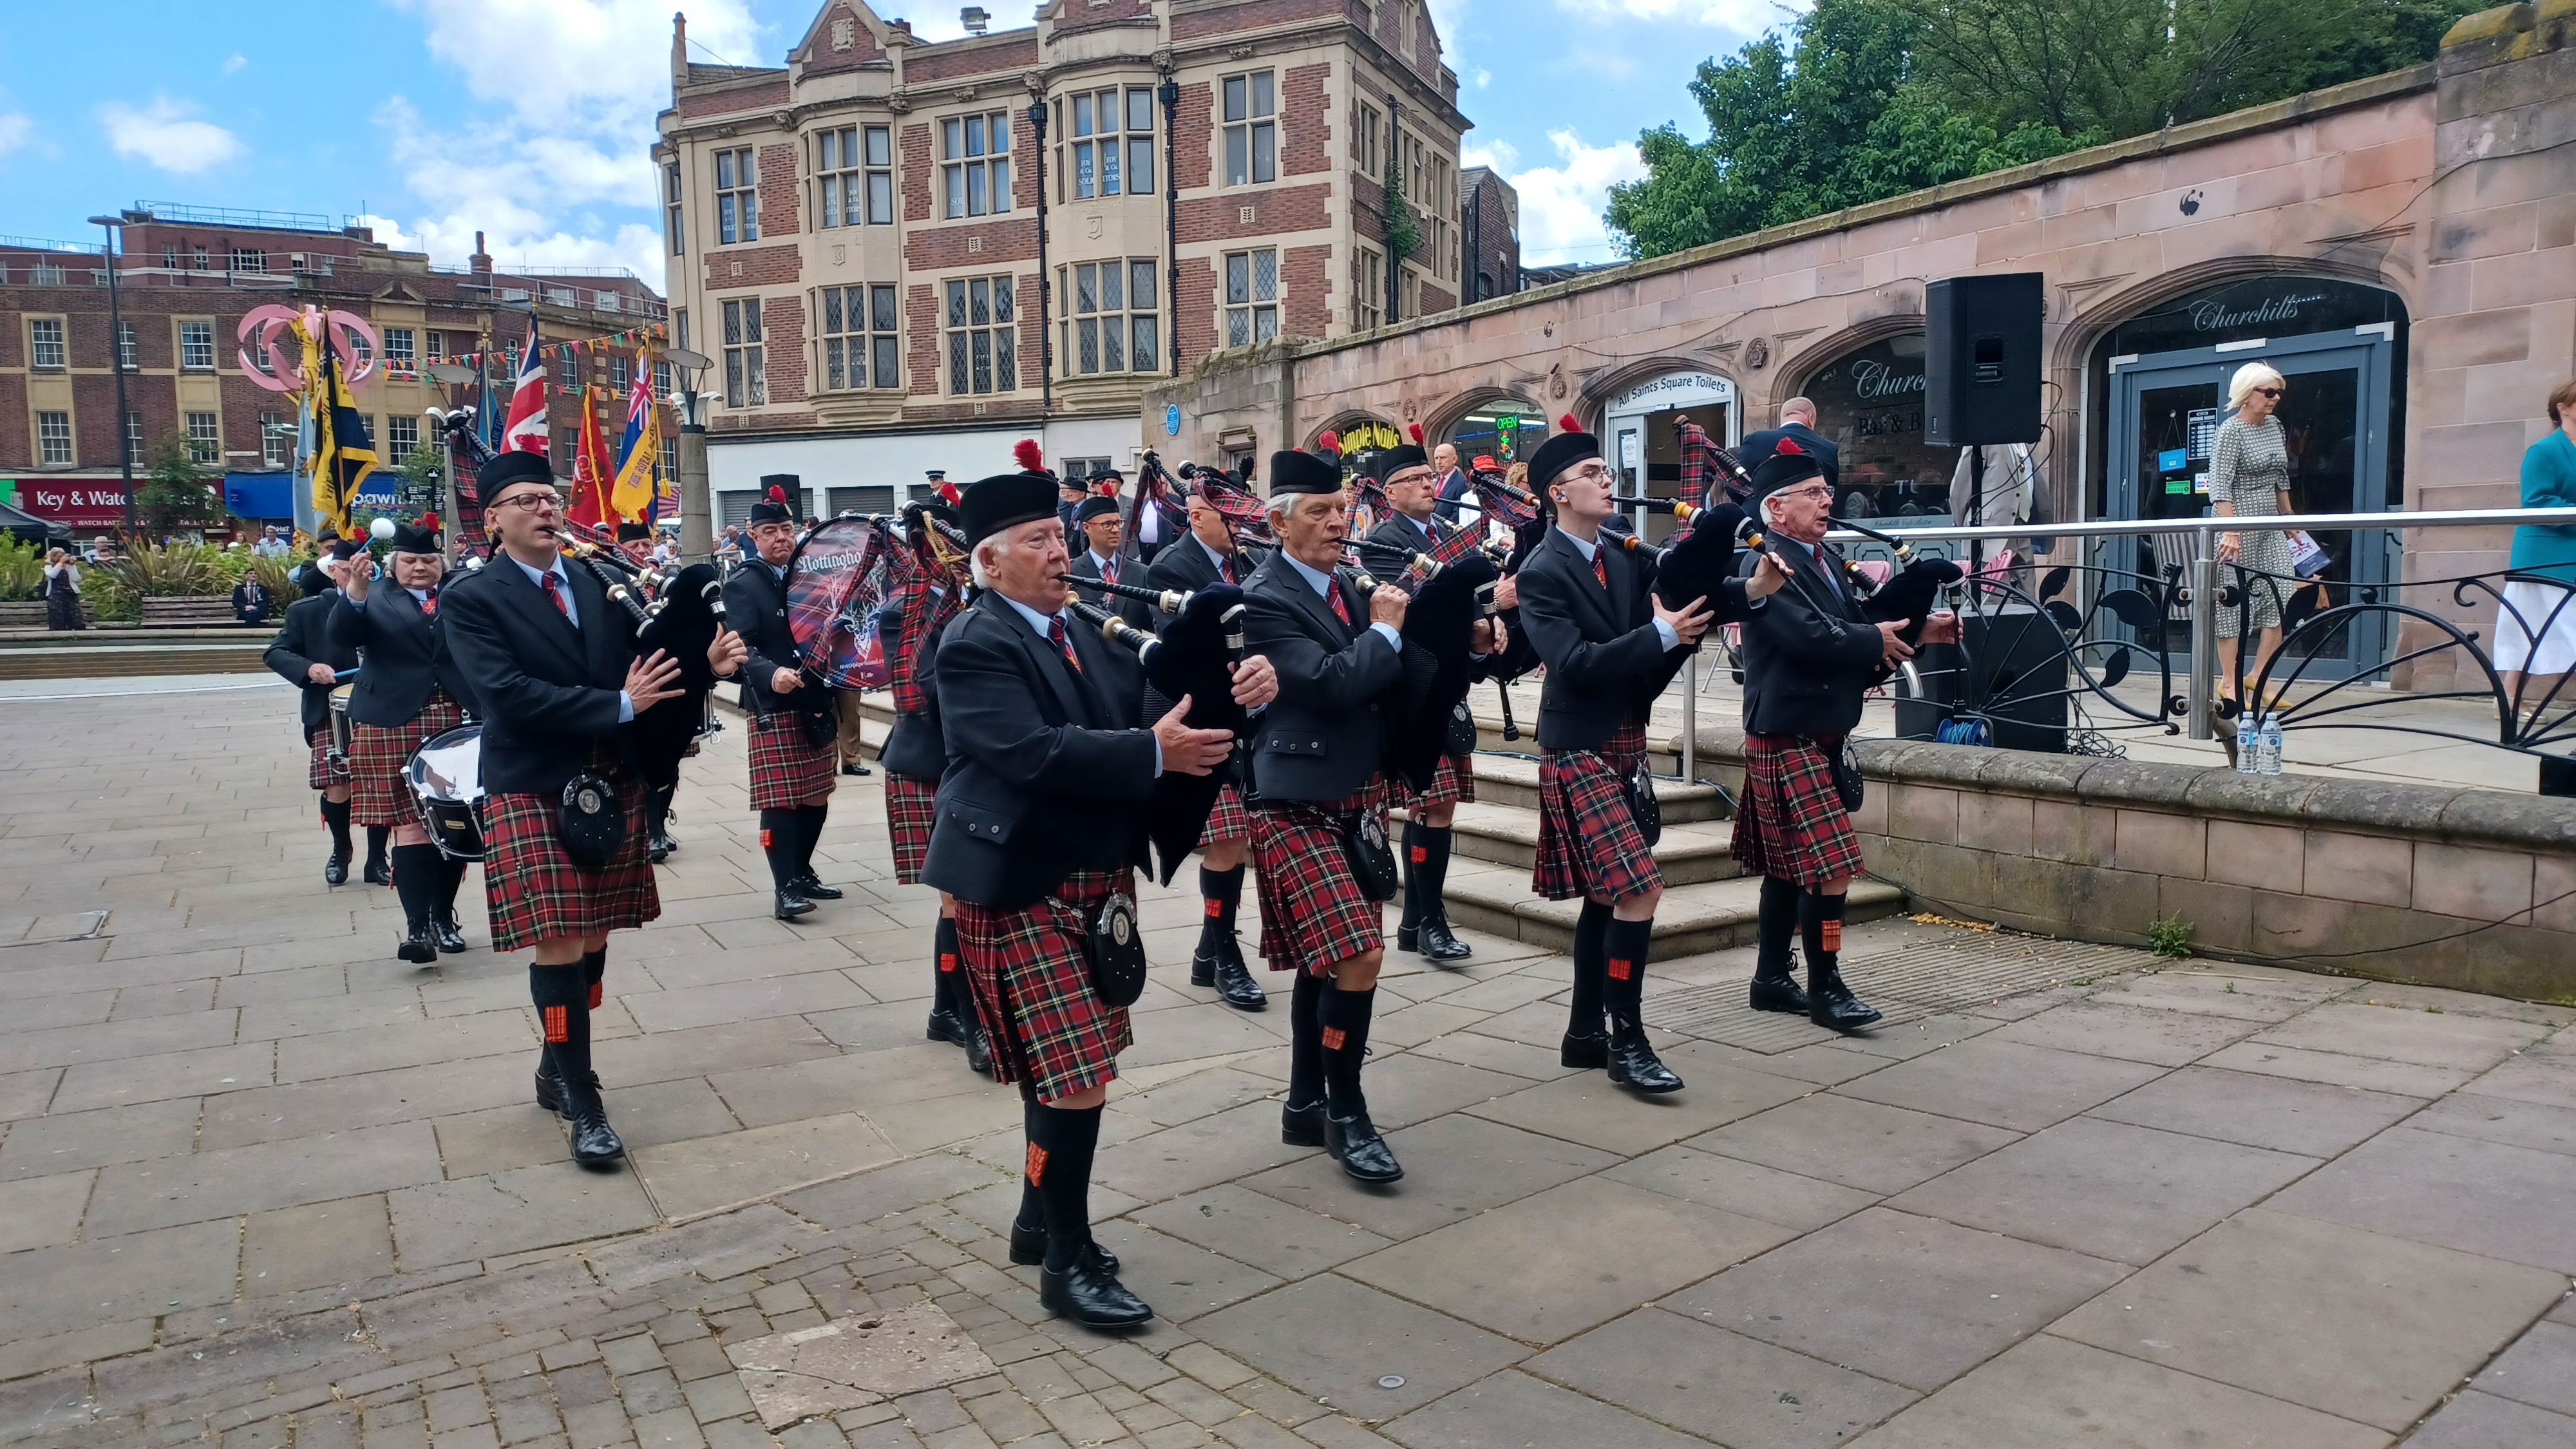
[2258,714,2284,777]
[2235,712,2258,773]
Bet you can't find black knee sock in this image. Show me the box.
[319,797,352,855]
[1603,918,1655,1026]
[1014,1084,1044,1234]
[364,824,390,869]
[1398,820,1426,931]
[390,843,442,929]
[530,964,594,1099]
[1567,900,1612,1039]
[1801,891,1848,983]
[582,948,607,1009]
[1198,865,1244,956]
[1322,986,1378,1119]
[934,916,965,1018]
[797,803,828,878]
[1756,876,1801,979]
[1418,826,1454,918]
[1288,972,1327,1110]
[759,809,799,891]
[1026,1101,1104,1271]
[646,783,674,838]
[438,853,469,923]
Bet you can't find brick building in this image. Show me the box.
[0,204,667,535]
[1459,166,1518,304]
[654,0,1492,518]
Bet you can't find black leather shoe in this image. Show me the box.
[567,1103,625,1167]
[1560,1030,1610,1070]
[1607,1025,1685,1094]
[926,1007,963,1045]
[648,832,676,864]
[1748,971,1810,1014]
[397,922,439,965]
[1810,969,1884,1033]
[1039,1256,1153,1329]
[433,915,468,954]
[962,1018,993,1076]
[841,762,873,777]
[1396,923,1421,952]
[1189,947,1217,988]
[1009,1224,1121,1274]
[1325,1110,1404,1183]
[1417,914,1472,965]
[773,890,815,921]
[1213,954,1267,1011]
[323,851,349,886]
[363,858,392,887]
[535,1060,603,1115]
[790,873,845,900]
[1281,1100,1327,1147]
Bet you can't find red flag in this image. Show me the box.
[571,397,615,529]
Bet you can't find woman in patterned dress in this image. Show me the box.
[2210,362,2297,711]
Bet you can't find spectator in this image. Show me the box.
[85,535,116,564]
[43,549,85,631]
[1737,398,1841,489]
[2210,362,2295,715]
[2497,377,2576,728]
[1431,442,1476,525]
[232,571,272,627]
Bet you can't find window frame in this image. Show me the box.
[943,273,1018,396]
[381,327,416,368]
[721,297,767,408]
[1220,71,1276,187]
[126,411,147,468]
[28,317,66,371]
[260,410,287,469]
[815,125,896,227]
[665,161,686,256]
[817,283,902,393]
[35,411,72,466]
[185,411,222,466]
[1222,247,1280,348]
[179,319,216,371]
[714,147,761,245]
[1059,257,1160,377]
[940,111,1014,221]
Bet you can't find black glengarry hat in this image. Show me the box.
[1267,449,1343,497]
[961,472,1061,545]
[477,449,553,501]
[1526,413,1600,491]
[1074,495,1121,525]
[388,514,442,555]
[749,475,799,526]
[1746,437,1825,507]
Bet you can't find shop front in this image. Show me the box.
[1795,334,1952,522]
[1600,371,1736,500]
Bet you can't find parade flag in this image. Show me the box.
[499,317,548,455]
[570,395,616,529]
[611,365,661,523]
[308,331,378,535]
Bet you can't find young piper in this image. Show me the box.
[724,478,845,921]
[265,546,359,884]
[1516,415,1781,1092]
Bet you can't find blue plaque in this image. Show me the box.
[1164,403,1180,437]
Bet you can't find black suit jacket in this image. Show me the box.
[1142,533,1242,628]
[439,556,641,796]
[878,584,956,781]
[723,560,829,718]
[1432,468,1474,524]
[1067,550,1151,630]
[1735,538,1883,737]
[232,579,271,627]
[1517,528,1748,750]
[923,591,1156,910]
[328,585,477,726]
[264,591,357,735]
[1366,509,1446,561]
[1736,422,1840,489]
[1240,555,1402,802]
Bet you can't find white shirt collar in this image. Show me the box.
[999,592,1066,641]
[1282,550,1338,597]
[1088,549,1117,573]
[1554,526,1598,563]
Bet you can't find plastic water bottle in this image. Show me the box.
[2257,714,2284,776]
[2235,712,2259,773]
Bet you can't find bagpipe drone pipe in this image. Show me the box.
[1343,523,1502,793]
[1058,576,1253,884]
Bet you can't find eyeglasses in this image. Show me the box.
[495,491,565,512]
[1775,485,1835,502]
[2255,387,2284,399]
[1558,462,1615,485]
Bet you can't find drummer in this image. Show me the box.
[334,515,481,965]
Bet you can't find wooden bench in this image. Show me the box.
[139,597,253,627]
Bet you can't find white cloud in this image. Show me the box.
[1549,0,1789,30]
[222,53,247,75]
[1464,129,1645,266]
[0,112,31,156]
[1472,68,1491,88]
[98,96,244,173]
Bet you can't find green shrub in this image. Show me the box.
[0,539,44,603]
[103,543,231,598]
[2147,916,2195,960]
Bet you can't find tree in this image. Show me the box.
[1381,137,1423,319]
[393,442,444,517]
[137,432,227,538]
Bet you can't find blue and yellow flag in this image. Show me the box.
[307,330,377,535]
[611,361,661,524]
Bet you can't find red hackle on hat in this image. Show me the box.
[1775,437,1805,455]
[767,484,788,504]
[935,478,961,505]
[1408,422,1425,444]
[1318,430,1340,455]
[1012,438,1046,474]
[421,513,440,531]
[1472,455,1496,471]
[1558,413,1581,434]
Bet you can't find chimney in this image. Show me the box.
[672,11,690,90]
[470,231,492,279]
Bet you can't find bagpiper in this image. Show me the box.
[724,477,846,921]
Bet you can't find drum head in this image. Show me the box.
[407,724,485,805]
[330,681,355,708]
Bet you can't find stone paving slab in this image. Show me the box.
[2,679,2576,1448]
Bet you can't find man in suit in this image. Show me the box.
[1065,496,1150,631]
[1141,481,1265,1010]
[334,516,480,963]
[265,547,359,884]
[1430,441,1476,526]
[1731,441,1909,1032]
[1244,448,1474,1184]
[1517,418,1781,1094]
[232,573,272,627]
[442,451,746,1167]
[1056,476,1090,540]
[927,464,1265,1327]
[725,475,845,921]
[1736,397,1840,491]
[1367,440,1491,965]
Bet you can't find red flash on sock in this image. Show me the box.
[588,983,604,1010]
[1819,920,1841,952]
[1607,957,1633,981]
[542,1005,569,1043]
[1204,898,1222,918]
[1410,845,1428,863]
[759,828,773,849]
[1024,1142,1048,1186]
[939,951,958,972]
[1320,1026,1346,1051]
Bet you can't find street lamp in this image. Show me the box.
[662,346,714,560]
[88,213,137,534]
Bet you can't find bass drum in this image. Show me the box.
[405,724,489,862]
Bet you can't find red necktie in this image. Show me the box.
[1104,555,1119,587]
[1048,614,1083,674]
[1329,585,1351,626]
[1221,553,1237,585]
[1593,551,1609,589]
[540,571,569,617]
[421,591,437,618]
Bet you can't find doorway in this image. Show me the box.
[2103,326,2397,679]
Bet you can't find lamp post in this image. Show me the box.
[663,346,714,560]
[87,213,138,535]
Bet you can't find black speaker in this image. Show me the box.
[1892,606,2069,753]
[1924,273,2043,447]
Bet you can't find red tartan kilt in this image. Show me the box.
[883,770,938,884]
[1196,781,1249,846]
[482,763,659,952]
[305,723,346,791]
[1251,777,1389,976]
[1532,722,1662,904]
[346,690,466,826]
[747,712,837,811]
[1401,753,1477,812]
[956,869,1134,1101]
[1730,732,1866,887]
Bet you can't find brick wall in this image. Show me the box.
[1284,244,1331,337]
[1171,82,1213,192]
[1171,0,1346,43]
[797,3,886,71]
[1280,62,1331,177]
[707,243,802,288]
[761,295,808,404]
[676,78,788,118]
[1416,279,1453,315]
[1175,256,1218,368]
[1179,184,1332,245]
[904,218,1040,273]
[902,123,934,225]
[757,143,803,239]
[902,33,1037,82]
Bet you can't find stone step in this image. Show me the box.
[0,642,270,681]
[1463,753,1725,822]
[1393,800,1743,885]
[1419,864,1907,957]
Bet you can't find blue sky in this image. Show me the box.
[0,0,1785,282]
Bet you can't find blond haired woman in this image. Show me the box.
[43,548,86,631]
[2210,362,2296,710]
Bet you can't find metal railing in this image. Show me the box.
[1811,507,2576,764]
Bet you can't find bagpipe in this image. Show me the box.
[1341,520,1502,791]
[1671,415,1757,506]
[1605,494,1755,616]
[1056,572,1255,885]
[1825,515,1964,684]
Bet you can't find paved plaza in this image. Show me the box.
[1,676,2574,1448]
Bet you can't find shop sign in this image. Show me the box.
[12,479,131,529]
[1606,371,1733,413]
[2188,289,2328,334]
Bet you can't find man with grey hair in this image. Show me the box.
[1737,397,1840,490]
